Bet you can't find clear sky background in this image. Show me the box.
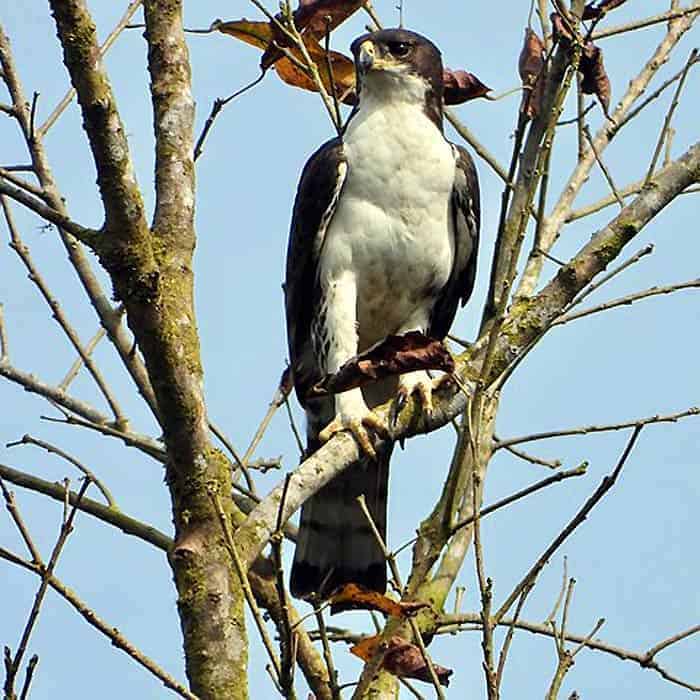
[1,1,698,698]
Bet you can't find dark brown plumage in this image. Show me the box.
[285,28,480,601]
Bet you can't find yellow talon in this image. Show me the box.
[319,411,387,460]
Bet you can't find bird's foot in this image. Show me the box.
[392,370,436,428]
[319,404,388,460]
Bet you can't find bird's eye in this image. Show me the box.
[387,41,411,57]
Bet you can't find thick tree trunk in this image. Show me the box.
[48,1,250,696]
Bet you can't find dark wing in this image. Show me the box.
[428,144,480,339]
[285,137,347,406]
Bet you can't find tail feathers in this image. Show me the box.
[290,447,391,601]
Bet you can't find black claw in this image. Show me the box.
[391,392,407,428]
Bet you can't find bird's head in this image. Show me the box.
[350,29,444,107]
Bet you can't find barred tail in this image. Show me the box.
[290,444,391,601]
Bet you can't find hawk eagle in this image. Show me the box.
[285,28,480,600]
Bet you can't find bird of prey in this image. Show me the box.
[285,28,480,601]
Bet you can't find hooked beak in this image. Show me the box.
[358,40,375,72]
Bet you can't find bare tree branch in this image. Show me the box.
[439,614,699,692]
[0,546,197,699]
[495,406,699,449]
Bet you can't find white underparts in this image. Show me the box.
[318,68,457,421]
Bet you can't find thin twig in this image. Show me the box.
[554,278,700,326]
[6,434,115,507]
[0,462,171,551]
[38,0,145,136]
[617,52,700,130]
[18,654,38,700]
[502,443,562,469]
[449,463,588,537]
[445,110,510,185]
[0,168,43,198]
[496,406,699,449]
[0,360,110,425]
[0,304,7,359]
[0,475,42,563]
[284,393,305,456]
[583,125,624,208]
[494,426,643,623]
[472,474,497,700]
[545,557,569,624]
[566,177,649,221]
[439,612,699,692]
[0,547,196,698]
[495,588,529,690]
[193,72,266,161]
[569,244,654,307]
[209,419,255,495]
[592,5,700,39]
[356,495,446,700]
[392,462,586,560]
[40,411,166,461]
[2,197,124,423]
[271,474,297,699]
[4,479,91,697]
[314,608,340,700]
[644,48,698,185]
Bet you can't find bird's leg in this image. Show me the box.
[318,272,387,458]
[392,369,436,427]
[319,387,388,459]
[390,321,441,426]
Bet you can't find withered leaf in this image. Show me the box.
[518,28,545,118]
[295,0,365,38]
[329,583,429,616]
[215,17,357,104]
[551,12,574,44]
[383,639,453,687]
[349,634,382,662]
[214,19,272,50]
[443,69,491,105]
[308,331,454,398]
[274,37,357,105]
[351,635,453,687]
[580,40,611,116]
[262,0,364,69]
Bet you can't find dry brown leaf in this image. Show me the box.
[261,0,364,69]
[518,28,545,118]
[580,40,611,116]
[214,19,272,50]
[308,331,454,398]
[443,69,491,105]
[349,634,382,662]
[329,583,429,616]
[551,12,574,44]
[215,11,489,111]
[274,40,357,105]
[295,0,366,38]
[350,635,453,687]
[383,638,453,687]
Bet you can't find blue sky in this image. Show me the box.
[1,1,698,698]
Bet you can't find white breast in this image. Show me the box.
[320,85,456,349]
